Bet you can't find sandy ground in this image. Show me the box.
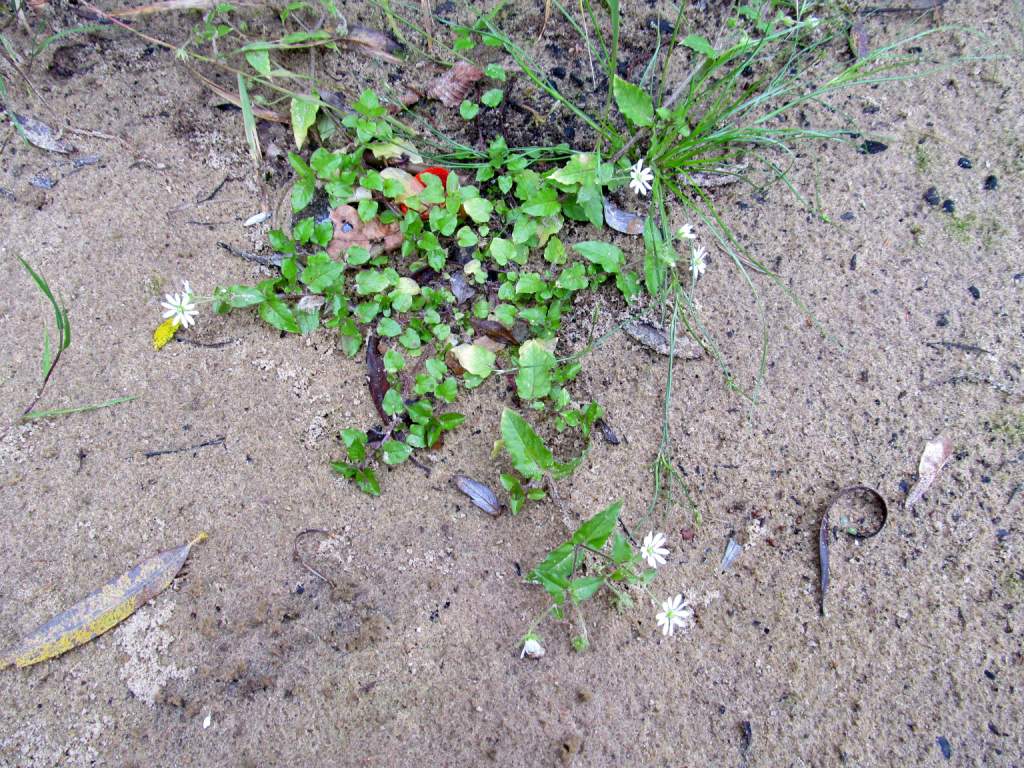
[1,1,1022,766]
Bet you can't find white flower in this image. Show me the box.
[520,638,545,659]
[690,244,707,278]
[656,594,694,637]
[629,158,654,197]
[161,288,198,329]
[640,531,669,569]
[676,223,697,241]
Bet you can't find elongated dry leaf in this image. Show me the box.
[603,197,644,235]
[681,163,748,189]
[622,317,703,359]
[453,475,502,516]
[365,333,388,422]
[720,538,743,571]
[850,20,870,60]
[106,0,224,16]
[905,436,953,510]
[341,26,403,64]
[1,533,207,670]
[190,69,288,124]
[426,61,484,107]
[9,112,74,154]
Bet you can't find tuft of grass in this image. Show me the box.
[18,258,71,409]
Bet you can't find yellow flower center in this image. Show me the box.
[152,317,181,350]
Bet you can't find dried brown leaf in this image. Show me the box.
[1,533,206,670]
[326,205,403,258]
[426,61,484,107]
[10,112,74,154]
[470,317,529,346]
[905,436,953,510]
[622,318,703,359]
[850,20,870,59]
[603,197,644,235]
[365,333,388,422]
[453,475,502,516]
[341,26,403,64]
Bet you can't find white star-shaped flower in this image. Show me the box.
[640,531,669,569]
[676,223,697,241]
[629,158,655,197]
[161,288,198,329]
[690,244,707,278]
[656,594,694,637]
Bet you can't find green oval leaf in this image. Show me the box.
[612,75,654,128]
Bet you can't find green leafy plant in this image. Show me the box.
[522,500,669,651]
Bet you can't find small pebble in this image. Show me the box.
[648,17,674,34]
[936,736,952,760]
[957,157,973,169]
[923,187,940,206]
[984,174,998,190]
[859,140,888,155]
[244,211,271,227]
[30,174,56,190]
[941,199,955,214]
[968,286,980,300]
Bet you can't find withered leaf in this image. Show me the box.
[341,26,404,65]
[622,317,703,359]
[9,112,74,154]
[449,272,476,304]
[426,61,484,107]
[470,317,529,346]
[720,538,743,571]
[453,475,502,516]
[850,20,870,60]
[326,205,403,258]
[595,418,620,445]
[1,533,207,670]
[603,197,644,235]
[905,436,953,511]
[365,333,388,422]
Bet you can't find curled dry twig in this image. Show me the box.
[293,529,337,589]
[819,485,888,617]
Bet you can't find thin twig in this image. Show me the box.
[217,241,282,268]
[142,436,226,458]
[925,340,992,355]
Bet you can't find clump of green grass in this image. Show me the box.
[6,259,132,428]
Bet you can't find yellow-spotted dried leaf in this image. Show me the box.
[1,533,207,670]
[152,317,179,350]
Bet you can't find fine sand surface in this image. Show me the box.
[1,1,1022,766]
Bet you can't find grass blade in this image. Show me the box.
[22,396,136,422]
[237,73,263,168]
